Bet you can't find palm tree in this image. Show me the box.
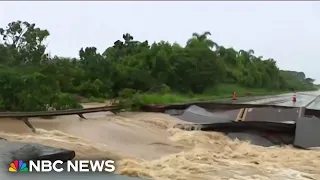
[122,33,133,44]
[247,49,255,55]
[239,49,255,62]
[186,31,218,49]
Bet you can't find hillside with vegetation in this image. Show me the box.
[0,21,316,111]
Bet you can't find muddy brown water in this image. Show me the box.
[0,103,319,180]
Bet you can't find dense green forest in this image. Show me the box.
[0,21,316,111]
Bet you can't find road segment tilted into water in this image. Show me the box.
[0,91,320,180]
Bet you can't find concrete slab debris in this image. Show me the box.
[226,132,274,147]
[169,105,320,149]
[294,116,320,149]
[164,109,184,116]
[213,109,241,121]
[177,105,233,124]
[244,107,300,122]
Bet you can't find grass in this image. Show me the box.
[135,84,295,104]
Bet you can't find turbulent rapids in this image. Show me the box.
[0,103,320,180]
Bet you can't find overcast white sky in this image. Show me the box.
[0,1,319,82]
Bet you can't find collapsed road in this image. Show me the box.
[1,91,320,180]
[143,91,320,149]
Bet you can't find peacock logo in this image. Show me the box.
[9,160,29,172]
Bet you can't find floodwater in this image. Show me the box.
[0,99,320,180]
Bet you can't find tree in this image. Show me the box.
[0,20,316,111]
[187,31,218,49]
[0,20,50,65]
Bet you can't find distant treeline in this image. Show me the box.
[0,21,316,111]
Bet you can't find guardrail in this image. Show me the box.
[0,105,120,118]
[0,105,122,133]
